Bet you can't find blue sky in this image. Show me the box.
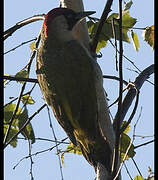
[4,1,154,180]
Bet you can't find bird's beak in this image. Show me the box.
[75,11,96,20]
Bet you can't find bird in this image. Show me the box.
[36,7,112,172]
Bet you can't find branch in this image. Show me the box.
[4,14,45,40]
[119,83,140,134]
[112,1,123,178]
[134,139,154,149]
[4,38,37,54]
[103,75,128,85]
[113,64,154,129]
[3,75,38,83]
[91,0,114,52]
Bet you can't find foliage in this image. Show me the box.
[60,142,82,166]
[88,6,137,52]
[4,102,35,147]
[4,0,154,179]
[15,69,29,84]
[143,25,155,49]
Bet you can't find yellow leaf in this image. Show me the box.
[3,74,9,84]
[61,153,65,167]
[121,121,130,134]
[30,42,36,51]
[131,30,139,51]
[143,25,154,49]
[22,95,35,105]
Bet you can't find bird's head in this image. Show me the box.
[43,7,95,38]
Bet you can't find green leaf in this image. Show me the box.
[17,108,35,144]
[4,104,21,125]
[120,133,136,162]
[134,176,144,180]
[4,125,18,148]
[96,40,108,53]
[143,25,154,49]
[15,69,28,84]
[22,95,35,105]
[123,0,133,12]
[87,12,137,52]
[87,21,95,34]
[4,104,22,147]
[131,30,139,51]
[121,121,130,134]
[64,142,82,155]
[122,11,137,28]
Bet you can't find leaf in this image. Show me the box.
[64,142,82,155]
[134,176,144,180]
[17,107,35,144]
[60,142,82,167]
[96,40,108,53]
[122,11,137,28]
[143,25,154,49]
[4,104,22,147]
[3,74,9,84]
[4,125,18,148]
[30,42,36,51]
[120,133,136,162]
[4,104,21,125]
[121,121,130,134]
[123,0,133,12]
[88,11,137,52]
[22,95,35,105]
[87,21,95,34]
[15,69,28,84]
[131,30,139,51]
[61,153,65,167]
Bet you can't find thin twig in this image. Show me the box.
[17,137,69,144]
[4,14,45,40]
[103,75,128,85]
[108,39,142,73]
[4,38,37,54]
[112,1,123,177]
[13,137,68,170]
[132,158,143,177]
[46,106,64,180]
[28,139,34,180]
[123,162,133,180]
[134,140,154,149]
[111,18,118,71]
[4,84,37,107]
[3,75,38,83]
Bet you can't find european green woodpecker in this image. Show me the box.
[36,7,112,172]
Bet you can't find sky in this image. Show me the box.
[4,0,154,180]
